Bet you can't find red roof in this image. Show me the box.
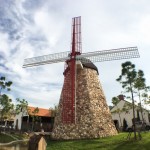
[28,106,51,117]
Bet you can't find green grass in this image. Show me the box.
[0,132,29,143]
[0,133,15,143]
[46,132,150,150]
[12,133,29,140]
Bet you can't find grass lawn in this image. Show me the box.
[0,133,15,143]
[46,132,150,150]
[0,132,29,143]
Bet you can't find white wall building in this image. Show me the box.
[111,99,150,129]
[14,109,28,130]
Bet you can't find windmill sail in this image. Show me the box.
[23,51,70,68]
[76,46,139,63]
[23,46,139,68]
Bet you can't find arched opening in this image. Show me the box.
[113,120,119,131]
[16,119,18,130]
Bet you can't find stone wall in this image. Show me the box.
[52,65,118,140]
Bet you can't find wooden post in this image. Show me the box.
[38,137,47,150]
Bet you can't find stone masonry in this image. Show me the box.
[52,63,118,140]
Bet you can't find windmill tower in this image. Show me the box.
[23,16,139,139]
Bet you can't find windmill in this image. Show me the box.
[23,16,139,139]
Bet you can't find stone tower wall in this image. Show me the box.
[52,66,118,140]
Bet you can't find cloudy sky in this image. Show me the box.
[0,0,150,109]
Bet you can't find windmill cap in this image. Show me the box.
[79,57,99,74]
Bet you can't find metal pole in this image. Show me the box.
[71,18,76,123]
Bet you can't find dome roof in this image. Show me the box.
[79,58,99,74]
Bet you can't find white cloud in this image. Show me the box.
[138,15,150,44]
[0,33,10,57]
[0,0,150,109]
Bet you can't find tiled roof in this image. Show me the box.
[28,106,51,117]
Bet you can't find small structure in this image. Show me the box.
[28,134,47,150]
[111,99,150,130]
[14,106,54,132]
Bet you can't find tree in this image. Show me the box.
[0,76,13,131]
[0,94,14,129]
[28,107,39,131]
[15,98,28,130]
[49,104,58,130]
[16,98,28,114]
[116,61,137,140]
[134,70,149,122]
[50,104,58,117]
[0,76,12,95]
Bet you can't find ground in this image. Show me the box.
[46,132,150,150]
[0,132,29,143]
[0,133,15,143]
[1,132,150,150]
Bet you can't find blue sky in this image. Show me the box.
[0,0,150,109]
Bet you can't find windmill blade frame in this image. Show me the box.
[23,51,70,68]
[76,46,139,63]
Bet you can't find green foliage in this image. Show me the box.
[111,99,132,115]
[15,98,28,114]
[50,105,58,117]
[116,61,150,140]
[134,70,146,90]
[0,76,14,130]
[0,133,15,143]
[116,61,136,92]
[28,107,40,131]
[122,101,132,111]
[32,107,39,114]
[0,76,13,94]
[134,70,149,108]
[0,132,29,143]
[112,97,120,106]
[0,94,14,120]
[116,62,149,106]
[116,61,149,111]
[116,61,138,139]
[31,107,40,122]
[142,88,150,106]
[15,98,28,131]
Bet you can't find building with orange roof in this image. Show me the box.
[28,106,51,117]
[14,106,54,132]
